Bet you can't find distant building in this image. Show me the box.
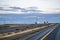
[35,22,38,24]
[44,21,48,24]
[47,21,48,24]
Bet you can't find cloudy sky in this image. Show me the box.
[0,0,60,24]
[0,0,60,14]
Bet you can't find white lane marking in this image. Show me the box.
[41,24,59,40]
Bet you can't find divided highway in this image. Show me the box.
[0,24,59,40]
[25,24,59,40]
[43,24,60,40]
[15,24,59,40]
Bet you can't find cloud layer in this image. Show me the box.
[0,6,60,14]
[0,0,60,14]
[0,6,43,14]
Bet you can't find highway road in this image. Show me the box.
[44,24,60,40]
[0,24,59,40]
[16,24,59,40]
[26,24,59,40]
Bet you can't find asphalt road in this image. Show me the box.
[44,24,60,40]
[26,24,58,40]
[14,24,58,40]
[0,26,48,40]
[0,24,59,40]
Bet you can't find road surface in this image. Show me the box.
[0,24,59,40]
[26,24,59,40]
[44,24,60,40]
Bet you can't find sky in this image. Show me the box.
[0,0,60,24]
[0,0,60,14]
[0,14,60,24]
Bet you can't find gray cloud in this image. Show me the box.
[0,7,27,12]
[0,9,17,11]
[0,7,19,11]
[0,7,3,8]
[27,10,42,12]
[10,7,42,12]
[0,7,4,10]
[0,6,43,13]
[10,7,28,12]
[27,7,43,12]
[10,7,25,10]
